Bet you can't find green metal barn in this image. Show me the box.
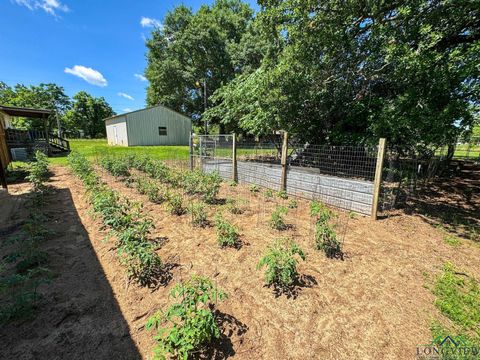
[104,105,192,146]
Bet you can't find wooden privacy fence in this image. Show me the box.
[191,133,386,219]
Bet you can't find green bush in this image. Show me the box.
[269,205,288,230]
[257,238,305,290]
[214,213,238,247]
[146,275,226,359]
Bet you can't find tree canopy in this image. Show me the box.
[0,82,114,137]
[63,91,115,138]
[145,0,479,149]
[144,0,266,131]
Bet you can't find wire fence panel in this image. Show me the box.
[193,134,379,215]
[379,145,451,215]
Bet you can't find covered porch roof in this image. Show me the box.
[0,105,53,118]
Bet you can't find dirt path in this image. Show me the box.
[1,165,479,359]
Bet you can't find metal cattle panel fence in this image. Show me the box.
[192,134,379,215]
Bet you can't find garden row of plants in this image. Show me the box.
[98,155,241,248]
[68,152,163,286]
[0,151,53,323]
[69,153,234,358]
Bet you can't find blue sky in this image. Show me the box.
[0,0,258,114]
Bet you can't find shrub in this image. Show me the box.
[26,151,49,192]
[214,213,238,247]
[188,202,208,227]
[146,275,226,359]
[167,193,185,215]
[257,238,305,290]
[269,205,288,230]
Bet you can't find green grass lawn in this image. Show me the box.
[49,139,190,166]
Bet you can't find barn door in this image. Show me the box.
[113,126,118,145]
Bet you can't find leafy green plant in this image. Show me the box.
[167,193,185,215]
[146,275,226,359]
[257,238,305,291]
[26,150,49,192]
[269,205,288,230]
[99,156,130,177]
[310,200,332,223]
[214,213,239,247]
[276,190,288,199]
[264,189,274,200]
[225,197,245,214]
[188,202,208,227]
[287,199,298,209]
[135,177,166,204]
[250,184,260,193]
[315,221,342,258]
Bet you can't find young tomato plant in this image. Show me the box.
[188,202,208,227]
[269,205,288,230]
[214,213,239,247]
[225,198,245,215]
[257,238,305,292]
[166,193,185,215]
[26,151,49,192]
[146,275,226,359]
[311,200,342,258]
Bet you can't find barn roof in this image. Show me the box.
[103,104,191,122]
[0,105,53,118]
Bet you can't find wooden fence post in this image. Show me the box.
[371,138,386,220]
[189,132,193,170]
[280,131,289,191]
[0,162,7,190]
[232,133,237,182]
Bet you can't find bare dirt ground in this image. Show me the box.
[1,164,479,360]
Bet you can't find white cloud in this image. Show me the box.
[134,73,147,82]
[118,92,134,101]
[13,0,69,16]
[140,17,162,28]
[64,65,107,87]
[123,108,133,113]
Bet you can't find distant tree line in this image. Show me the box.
[0,82,114,138]
[144,0,479,150]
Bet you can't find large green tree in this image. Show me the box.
[63,91,115,138]
[144,0,266,132]
[206,0,480,150]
